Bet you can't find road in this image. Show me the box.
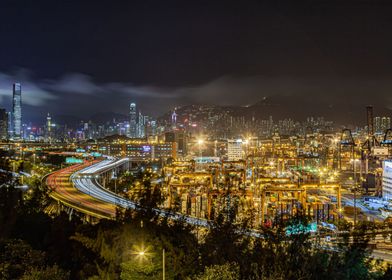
[71,159,138,210]
[341,194,383,222]
[372,250,392,262]
[46,161,116,219]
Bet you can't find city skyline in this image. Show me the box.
[0,79,391,126]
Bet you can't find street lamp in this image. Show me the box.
[138,251,145,257]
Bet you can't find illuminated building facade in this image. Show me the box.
[382,160,392,201]
[46,113,52,142]
[227,139,243,161]
[98,142,176,161]
[0,109,8,140]
[129,102,137,138]
[12,83,22,139]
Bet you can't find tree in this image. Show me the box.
[20,265,70,280]
[120,256,161,280]
[0,239,45,280]
[200,202,251,269]
[0,185,22,239]
[193,263,240,280]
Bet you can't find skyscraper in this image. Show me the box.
[137,112,148,138]
[0,109,8,140]
[7,112,12,138]
[381,117,391,132]
[374,116,381,133]
[12,83,22,139]
[129,102,137,138]
[46,113,52,142]
[373,116,391,133]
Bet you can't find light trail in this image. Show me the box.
[72,158,208,226]
[46,161,116,219]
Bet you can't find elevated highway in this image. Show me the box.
[45,161,116,219]
[71,158,138,210]
[46,158,208,226]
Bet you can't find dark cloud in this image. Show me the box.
[0,69,391,125]
[0,70,56,107]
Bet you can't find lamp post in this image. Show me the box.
[162,248,165,280]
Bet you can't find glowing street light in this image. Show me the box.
[134,245,165,280]
[196,139,205,170]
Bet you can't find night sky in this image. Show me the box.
[0,1,392,124]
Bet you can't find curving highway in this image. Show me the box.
[46,161,116,219]
[71,158,208,226]
[46,158,208,227]
[71,158,138,210]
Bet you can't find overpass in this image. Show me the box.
[45,161,116,221]
[46,157,208,227]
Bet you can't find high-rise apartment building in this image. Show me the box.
[0,109,8,140]
[374,116,391,133]
[382,160,392,200]
[12,83,22,139]
[381,117,391,132]
[137,112,148,138]
[7,112,12,138]
[227,139,243,161]
[374,117,381,133]
[146,120,157,138]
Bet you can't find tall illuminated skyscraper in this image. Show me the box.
[12,83,22,139]
[46,113,52,142]
[129,102,137,138]
[137,111,147,138]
